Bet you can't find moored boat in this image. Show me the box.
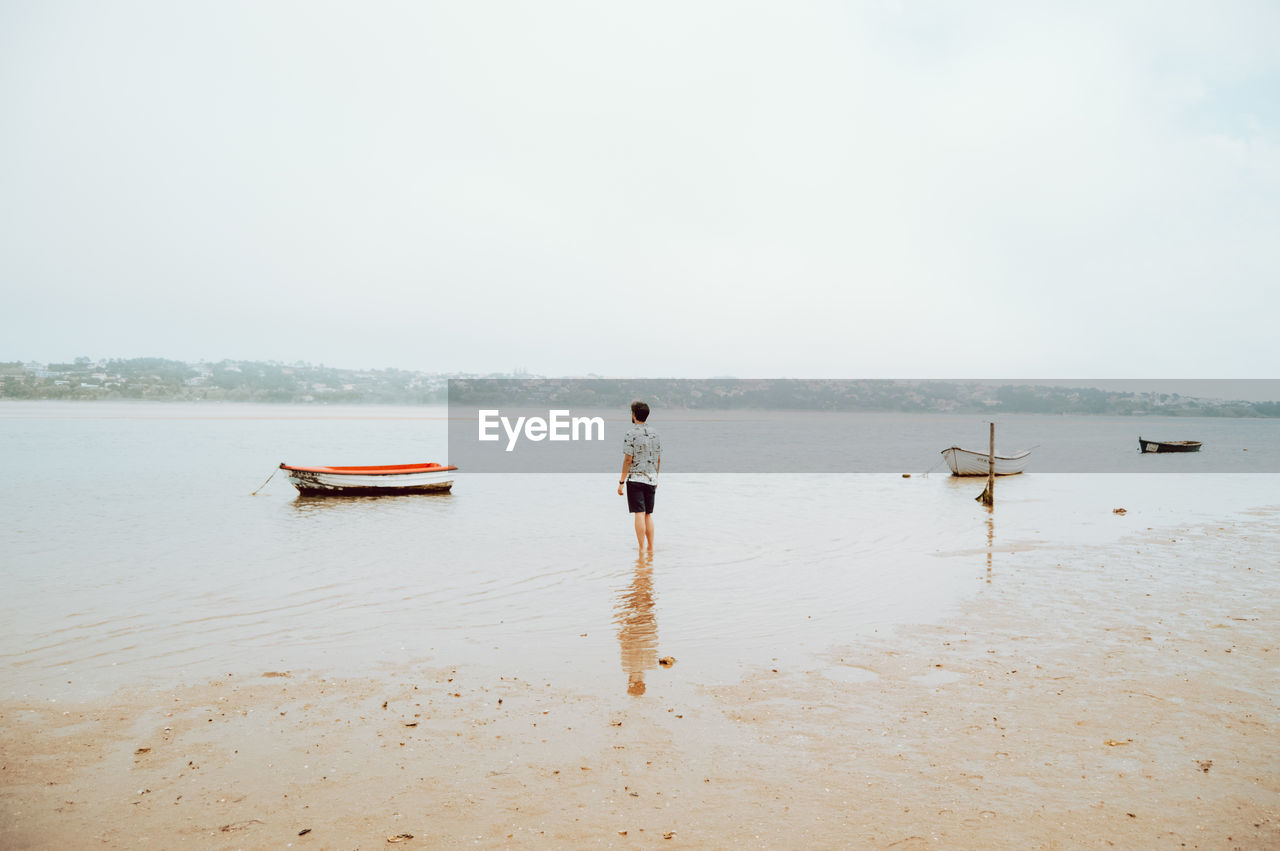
[1139,437,1202,454]
[940,446,1031,476]
[279,462,456,495]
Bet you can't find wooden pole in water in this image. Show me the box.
[988,421,996,502]
[976,421,995,506]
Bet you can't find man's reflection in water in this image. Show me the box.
[615,552,658,696]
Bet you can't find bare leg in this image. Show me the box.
[644,513,655,550]
[633,512,646,549]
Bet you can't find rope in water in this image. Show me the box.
[251,465,280,496]
[919,455,947,478]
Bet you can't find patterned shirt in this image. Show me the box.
[623,424,662,484]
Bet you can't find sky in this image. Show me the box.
[2,1,1278,381]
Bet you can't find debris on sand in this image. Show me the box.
[658,656,676,667]
[1112,508,1127,515]
[387,834,414,843]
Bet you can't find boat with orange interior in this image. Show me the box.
[278,462,456,495]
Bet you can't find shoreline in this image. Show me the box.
[3,510,1277,848]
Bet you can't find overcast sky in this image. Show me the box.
[2,1,1277,380]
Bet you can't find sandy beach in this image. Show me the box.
[3,506,1277,849]
[7,0,1280,844]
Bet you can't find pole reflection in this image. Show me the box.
[614,552,658,696]
[985,508,994,584]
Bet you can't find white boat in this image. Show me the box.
[279,462,456,495]
[940,446,1031,476]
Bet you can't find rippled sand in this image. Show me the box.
[3,506,1277,848]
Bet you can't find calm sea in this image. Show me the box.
[2,402,1277,700]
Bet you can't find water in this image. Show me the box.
[2,401,1277,700]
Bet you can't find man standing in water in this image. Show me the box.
[617,400,661,551]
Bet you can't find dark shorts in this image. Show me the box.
[625,480,656,514]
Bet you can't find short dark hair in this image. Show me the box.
[630,400,650,422]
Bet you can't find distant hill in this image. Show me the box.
[0,358,451,404]
[447,377,1280,417]
[2,360,1276,416]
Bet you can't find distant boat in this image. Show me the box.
[941,446,1031,476]
[1139,438,1202,454]
[279,462,456,496]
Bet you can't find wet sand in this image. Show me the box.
[3,512,1278,849]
